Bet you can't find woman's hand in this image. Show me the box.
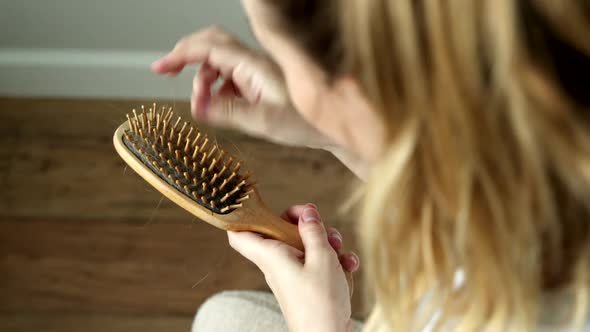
[228,203,359,332]
[151,26,334,150]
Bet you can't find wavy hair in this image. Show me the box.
[265,0,590,330]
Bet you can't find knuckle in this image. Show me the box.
[300,223,326,237]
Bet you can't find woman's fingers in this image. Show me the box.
[217,79,241,98]
[326,227,343,252]
[227,231,303,271]
[192,63,219,119]
[280,205,348,254]
[239,203,360,273]
[298,207,336,267]
[339,252,360,273]
[152,27,253,78]
[151,28,221,74]
[280,203,317,225]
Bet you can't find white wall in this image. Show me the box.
[0,0,257,99]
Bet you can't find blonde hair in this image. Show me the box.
[266,0,590,330]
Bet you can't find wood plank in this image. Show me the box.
[0,218,366,319]
[0,314,192,332]
[0,219,263,315]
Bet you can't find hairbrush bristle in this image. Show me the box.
[123,104,253,214]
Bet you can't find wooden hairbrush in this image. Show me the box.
[113,103,304,249]
[113,104,353,294]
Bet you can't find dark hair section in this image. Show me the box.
[519,0,590,106]
[265,0,589,106]
[262,0,343,76]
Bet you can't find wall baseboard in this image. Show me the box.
[0,48,193,100]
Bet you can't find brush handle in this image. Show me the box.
[233,208,354,297]
[257,213,305,251]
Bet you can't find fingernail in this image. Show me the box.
[328,234,342,250]
[331,232,343,243]
[306,203,318,209]
[350,254,358,266]
[302,208,321,223]
[151,58,164,68]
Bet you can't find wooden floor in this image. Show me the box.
[0,98,365,331]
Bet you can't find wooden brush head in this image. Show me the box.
[120,104,253,215]
[113,103,302,249]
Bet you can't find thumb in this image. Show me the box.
[298,207,332,263]
[227,231,303,271]
[227,231,268,267]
